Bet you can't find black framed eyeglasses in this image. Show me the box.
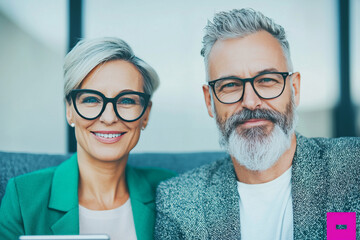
[208,72,293,104]
[69,89,150,122]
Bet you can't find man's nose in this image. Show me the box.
[99,102,119,125]
[240,82,262,110]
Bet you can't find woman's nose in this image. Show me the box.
[99,102,119,125]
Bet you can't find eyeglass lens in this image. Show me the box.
[75,92,146,121]
[214,73,285,103]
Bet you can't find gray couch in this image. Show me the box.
[0,151,227,203]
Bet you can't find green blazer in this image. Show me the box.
[0,154,175,240]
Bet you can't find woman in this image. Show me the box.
[0,37,174,240]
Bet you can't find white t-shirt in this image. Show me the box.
[237,167,293,240]
[79,199,137,240]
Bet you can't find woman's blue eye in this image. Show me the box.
[118,98,136,105]
[82,97,100,104]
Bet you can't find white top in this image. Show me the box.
[237,167,293,240]
[79,199,137,240]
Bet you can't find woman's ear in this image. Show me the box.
[141,101,152,129]
[66,101,74,126]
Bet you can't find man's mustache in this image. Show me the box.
[223,108,287,137]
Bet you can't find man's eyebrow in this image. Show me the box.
[215,75,239,79]
[256,68,280,74]
[215,68,281,80]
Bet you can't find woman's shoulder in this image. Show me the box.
[7,155,77,198]
[2,167,56,216]
[11,166,57,189]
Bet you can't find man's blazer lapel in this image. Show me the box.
[126,166,156,240]
[203,157,242,240]
[292,134,328,239]
[48,154,79,235]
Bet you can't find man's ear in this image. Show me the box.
[66,101,74,126]
[291,72,301,107]
[142,101,152,129]
[202,85,214,118]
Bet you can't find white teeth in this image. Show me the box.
[94,133,123,138]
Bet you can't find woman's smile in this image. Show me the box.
[91,131,127,144]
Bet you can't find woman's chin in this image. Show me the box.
[90,149,129,163]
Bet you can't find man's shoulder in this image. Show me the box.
[299,134,360,146]
[155,156,240,239]
[293,134,360,226]
[295,134,360,182]
[156,157,232,208]
[297,134,360,159]
[159,157,231,190]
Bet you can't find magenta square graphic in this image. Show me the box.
[327,212,356,240]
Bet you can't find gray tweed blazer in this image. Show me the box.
[155,134,360,239]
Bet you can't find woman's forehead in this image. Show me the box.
[80,60,143,96]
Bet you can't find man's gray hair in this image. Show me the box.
[64,37,159,102]
[201,8,293,80]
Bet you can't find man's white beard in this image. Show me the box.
[227,124,292,171]
[216,96,297,172]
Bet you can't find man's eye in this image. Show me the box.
[219,81,241,91]
[223,82,237,88]
[257,78,279,84]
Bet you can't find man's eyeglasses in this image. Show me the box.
[69,89,150,122]
[208,72,293,104]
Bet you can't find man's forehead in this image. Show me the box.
[208,31,287,79]
[210,31,282,54]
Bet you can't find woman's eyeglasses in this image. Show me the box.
[69,89,150,122]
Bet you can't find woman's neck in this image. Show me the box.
[77,148,129,210]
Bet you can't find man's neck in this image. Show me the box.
[233,133,297,184]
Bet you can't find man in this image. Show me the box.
[155,8,360,239]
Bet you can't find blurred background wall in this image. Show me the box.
[0,1,66,153]
[0,0,359,154]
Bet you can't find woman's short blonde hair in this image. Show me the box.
[64,37,159,102]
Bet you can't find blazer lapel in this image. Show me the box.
[292,134,328,239]
[126,166,155,240]
[48,154,79,235]
[203,157,241,240]
[50,208,79,234]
